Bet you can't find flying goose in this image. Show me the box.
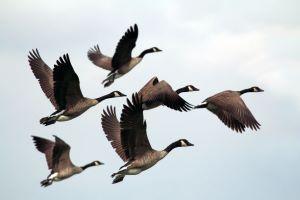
[28,49,126,126]
[194,86,264,133]
[88,24,162,87]
[138,77,199,111]
[32,135,104,187]
[101,93,193,184]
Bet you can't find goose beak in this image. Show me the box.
[193,87,200,91]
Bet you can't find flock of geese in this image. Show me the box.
[28,24,264,186]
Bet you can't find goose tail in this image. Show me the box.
[40,116,57,126]
[40,179,52,187]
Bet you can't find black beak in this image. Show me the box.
[188,143,194,146]
[193,87,200,91]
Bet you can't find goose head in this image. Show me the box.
[251,86,264,92]
[138,47,162,58]
[93,161,104,166]
[81,160,104,170]
[164,139,193,153]
[178,139,194,147]
[96,91,126,103]
[111,91,127,97]
[176,85,199,94]
[239,86,264,95]
[150,47,162,52]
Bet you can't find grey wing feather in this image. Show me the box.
[52,135,74,171]
[28,49,58,109]
[120,93,152,160]
[87,44,113,71]
[206,91,260,132]
[142,80,193,111]
[53,54,84,108]
[112,24,138,70]
[101,106,128,161]
[32,136,55,169]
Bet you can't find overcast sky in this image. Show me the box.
[1,0,299,199]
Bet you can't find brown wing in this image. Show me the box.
[138,76,159,95]
[32,136,55,169]
[52,135,74,172]
[215,110,246,133]
[141,80,193,112]
[112,24,138,70]
[87,44,113,71]
[120,93,152,160]
[101,106,128,161]
[28,49,58,109]
[206,91,261,132]
[53,54,84,108]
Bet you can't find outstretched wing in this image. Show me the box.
[101,106,128,161]
[112,24,138,70]
[206,91,261,132]
[120,93,152,160]
[32,136,55,169]
[142,80,193,111]
[53,54,84,108]
[52,135,74,172]
[28,49,58,109]
[87,44,112,71]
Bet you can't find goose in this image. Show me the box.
[138,76,199,111]
[28,49,126,126]
[194,86,264,133]
[101,93,193,184]
[32,135,104,187]
[87,24,162,87]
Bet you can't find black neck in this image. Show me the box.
[239,88,253,95]
[81,162,96,170]
[96,93,114,103]
[164,141,180,153]
[175,87,188,94]
[138,49,153,58]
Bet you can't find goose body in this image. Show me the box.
[28,49,126,126]
[101,94,193,184]
[88,24,162,87]
[138,77,199,111]
[194,87,264,133]
[32,135,103,187]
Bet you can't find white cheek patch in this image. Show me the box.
[180,140,187,147]
[188,86,193,91]
[114,92,120,97]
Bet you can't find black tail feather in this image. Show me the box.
[40,116,57,126]
[102,72,115,87]
[40,179,52,187]
[194,103,208,109]
[112,175,125,184]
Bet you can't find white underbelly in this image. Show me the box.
[114,72,123,79]
[126,168,142,175]
[57,115,72,121]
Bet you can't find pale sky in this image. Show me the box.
[1,0,299,199]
